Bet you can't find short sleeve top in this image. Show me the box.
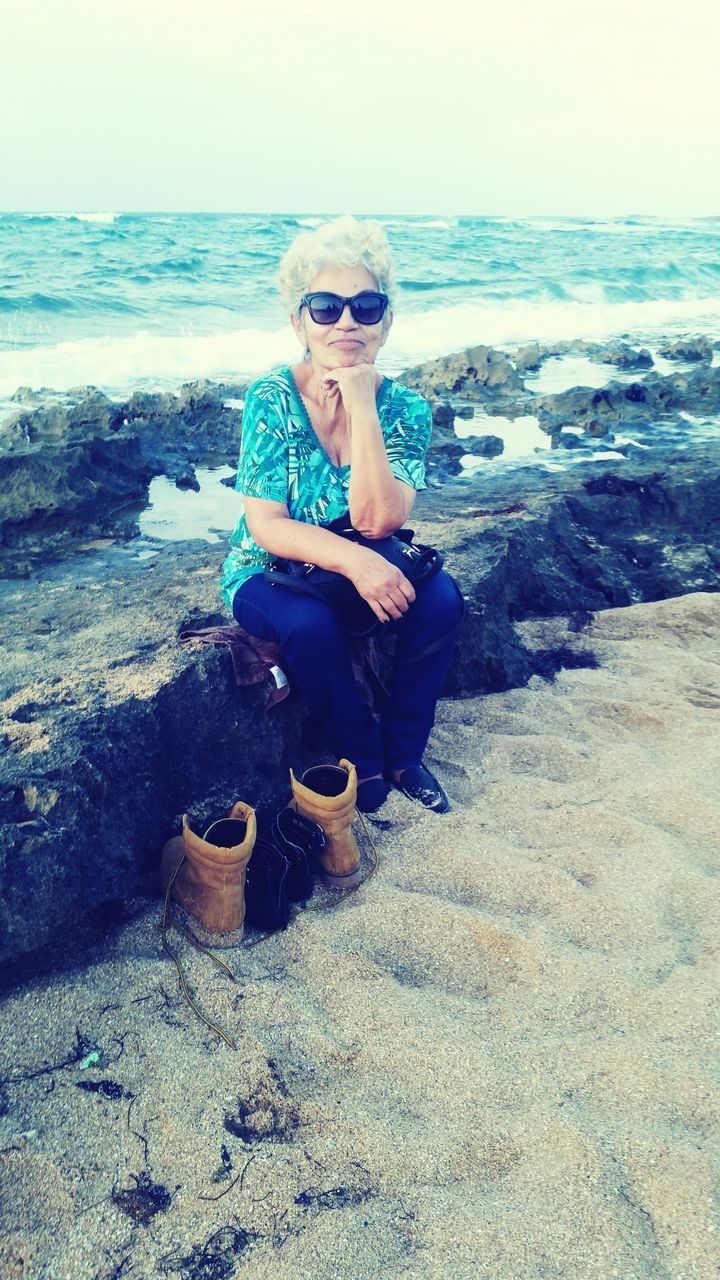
[219,364,433,610]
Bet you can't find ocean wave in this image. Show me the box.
[239,249,278,262]
[0,291,77,313]
[0,326,297,400]
[390,295,720,370]
[400,278,490,292]
[524,215,717,236]
[0,290,144,316]
[151,255,206,273]
[23,211,120,224]
[457,216,525,228]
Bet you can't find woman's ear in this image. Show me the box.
[380,309,393,347]
[290,310,306,347]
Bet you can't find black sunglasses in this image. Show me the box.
[299,290,389,326]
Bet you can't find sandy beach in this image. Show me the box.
[1,589,719,1280]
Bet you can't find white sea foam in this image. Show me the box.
[614,435,651,448]
[583,450,628,462]
[28,211,119,224]
[0,327,297,399]
[0,294,717,399]
[525,217,696,235]
[388,295,720,374]
[563,282,616,306]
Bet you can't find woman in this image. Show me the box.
[220,216,463,814]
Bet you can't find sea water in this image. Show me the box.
[1,212,719,399]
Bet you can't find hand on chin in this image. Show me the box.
[320,360,381,412]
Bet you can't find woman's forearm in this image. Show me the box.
[346,406,407,536]
[246,506,359,574]
[245,504,415,614]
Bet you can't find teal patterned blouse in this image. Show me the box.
[219,364,433,610]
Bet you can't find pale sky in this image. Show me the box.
[2,0,718,215]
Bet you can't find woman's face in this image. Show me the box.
[291,263,393,370]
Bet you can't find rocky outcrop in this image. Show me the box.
[0,381,246,575]
[0,435,158,575]
[5,348,720,568]
[2,440,720,969]
[423,403,506,476]
[401,345,522,400]
[513,342,542,373]
[534,364,720,438]
[588,342,653,369]
[504,335,715,371]
[3,379,246,462]
[0,539,308,975]
[657,337,713,362]
[471,434,504,457]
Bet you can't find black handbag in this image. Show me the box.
[264,514,444,638]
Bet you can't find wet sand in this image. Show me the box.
[1,591,719,1280]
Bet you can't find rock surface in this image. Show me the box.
[533,364,720,438]
[0,381,246,575]
[2,434,720,966]
[400,344,522,400]
[588,341,653,369]
[657,336,713,362]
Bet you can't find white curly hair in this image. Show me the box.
[278,215,396,319]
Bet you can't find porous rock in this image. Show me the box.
[589,342,654,370]
[0,382,246,573]
[534,364,720,437]
[513,343,542,373]
[401,345,522,400]
[657,337,713,362]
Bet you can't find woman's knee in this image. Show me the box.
[411,570,464,629]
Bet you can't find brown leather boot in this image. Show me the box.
[290,759,362,889]
[161,804,256,946]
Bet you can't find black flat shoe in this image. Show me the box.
[356,777,391,814]
[388,765,450,813]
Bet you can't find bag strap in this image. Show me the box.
[264,566,380,638]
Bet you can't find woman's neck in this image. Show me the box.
[292,359,345,426]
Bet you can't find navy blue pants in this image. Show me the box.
[232,569,463,778]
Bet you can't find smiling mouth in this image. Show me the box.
[331,339,362,346]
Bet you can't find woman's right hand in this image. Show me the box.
[345,546,416,624]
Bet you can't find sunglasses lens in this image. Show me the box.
[304,292,388,325]
[307,293,343,323]
[351,292,386,324]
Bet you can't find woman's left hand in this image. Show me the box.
[321,363,382,414]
